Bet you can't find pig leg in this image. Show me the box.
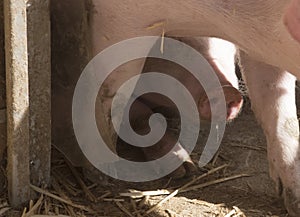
[239,51,300,216]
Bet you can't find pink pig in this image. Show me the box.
[87,0,300,215]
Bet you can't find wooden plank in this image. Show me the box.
[27,0,51,186]
[0,0,7,162]
[4,0,30,207]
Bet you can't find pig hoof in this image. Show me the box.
[143,139,196,179]
[183,160,198,174]
[283,188,300,216]
[168,165,188,179]
[168,161,197,179]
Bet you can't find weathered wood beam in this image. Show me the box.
[27,0,51,187]
[4,0,30,207]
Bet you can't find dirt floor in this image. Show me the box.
[0,94,291,217]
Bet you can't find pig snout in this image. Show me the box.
[199,85,243,121]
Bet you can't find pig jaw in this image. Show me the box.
[199,86,243,121]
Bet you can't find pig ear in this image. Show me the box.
[284,0,300,43]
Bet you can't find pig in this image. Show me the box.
[119,37,243,178]
[87,1,300,215]
[284,0,300,43]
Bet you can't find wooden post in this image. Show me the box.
[4,0,51,207]
[4,0,30,207]
[0,0,7,162]
[27,0,51,187]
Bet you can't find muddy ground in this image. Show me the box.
[0,94,293,217]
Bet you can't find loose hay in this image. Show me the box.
[0,155,251,217]
[0,149,285,217]
[0,105,289,217]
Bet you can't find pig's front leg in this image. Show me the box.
[239,51,300,216]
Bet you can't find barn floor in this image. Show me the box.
[0,96,292,217]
